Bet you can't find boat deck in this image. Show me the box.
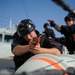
[0,57,15,74]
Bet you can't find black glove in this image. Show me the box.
[50,21,56,27]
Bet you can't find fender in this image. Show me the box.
[15,54,75,74]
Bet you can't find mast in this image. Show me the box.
[10,18,13,30]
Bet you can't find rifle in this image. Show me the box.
[51,0,75,18]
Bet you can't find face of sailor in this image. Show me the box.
[23,30,37,42]
[47,25,50,29]
[45,25,50,29]
[65,19,74,26]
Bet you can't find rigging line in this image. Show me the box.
[0,16,19,23]
[22,0,29,18]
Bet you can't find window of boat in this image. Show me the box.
[0,34,2,41]
[4,35,13,43]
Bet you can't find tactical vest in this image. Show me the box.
[65,34,75,44]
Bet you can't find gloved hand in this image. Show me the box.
[48,20,56,27]
[50,21,56,27]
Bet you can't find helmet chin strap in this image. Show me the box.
[17,31,21,37]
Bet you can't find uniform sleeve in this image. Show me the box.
[43,38,63,53]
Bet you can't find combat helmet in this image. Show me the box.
[17,19,35,36]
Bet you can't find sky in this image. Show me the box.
[0,0,75,37]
